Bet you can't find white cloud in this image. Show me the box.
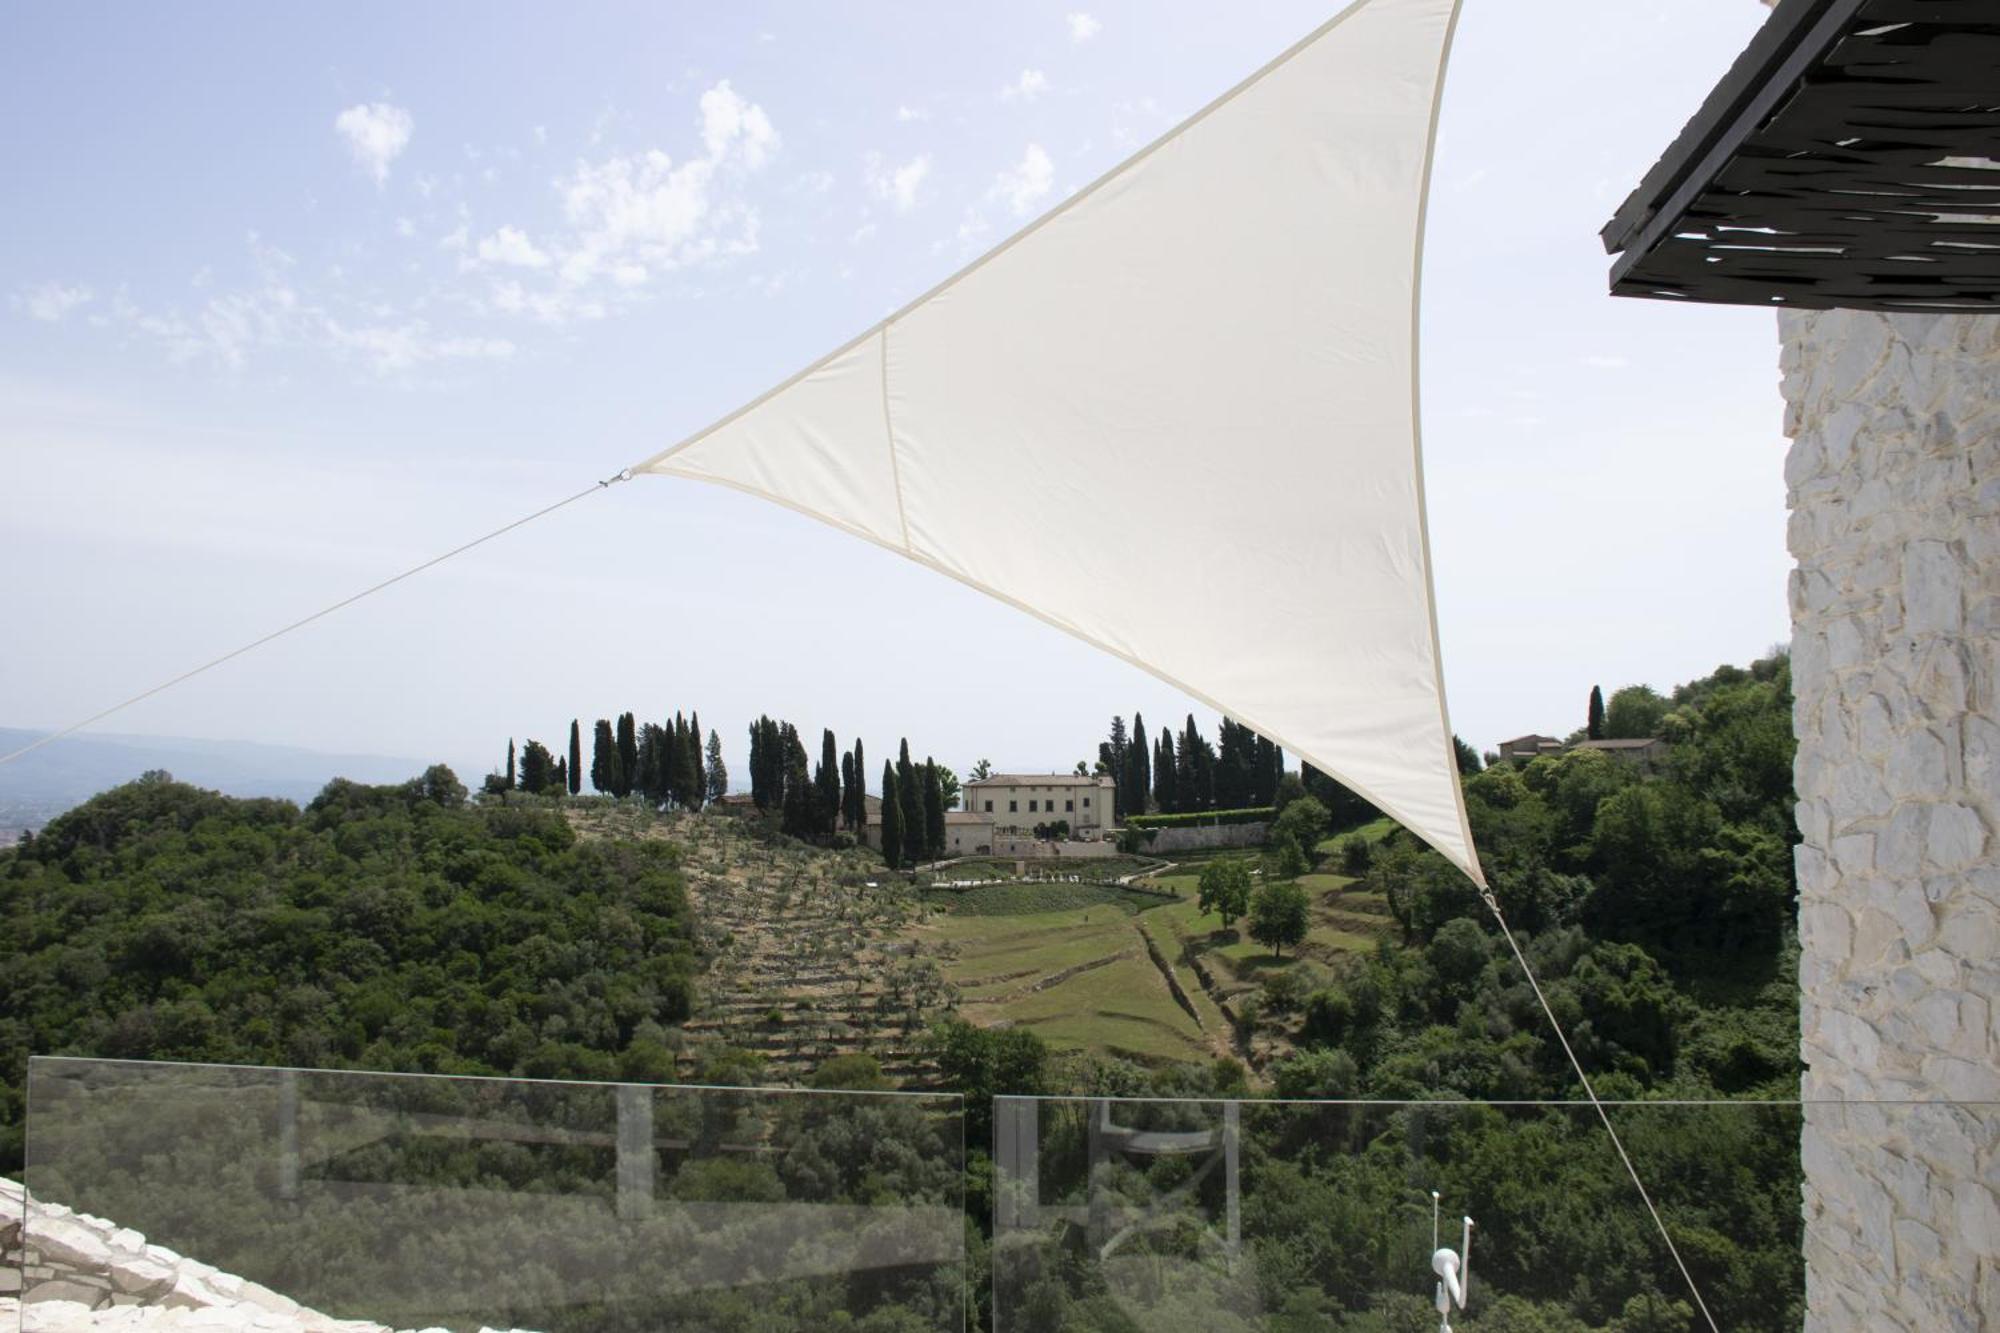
[548,80,779,288]
[16,282,93,322]
[475,225,552,269]
[1066,12,1101,43]
[394,217,416,238]
[1001,69,1049,102]
[334,102,414,186]
[896,105,929,123]
[851,221,879,245]
[793,168,836,194]
[532,124,548,146]
[991,143,1053,216]
[700,80,779,170]
[865,152,931,213]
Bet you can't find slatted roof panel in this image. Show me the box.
[1603,0,2000,312]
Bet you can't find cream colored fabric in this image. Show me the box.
[634,0,1481,883]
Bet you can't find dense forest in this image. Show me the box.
[0,767,700,1172]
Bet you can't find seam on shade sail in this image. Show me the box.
[880,324,913,553]
[1408,0,1483,889]
[647,459,1481,885]
[626,0,1381,478]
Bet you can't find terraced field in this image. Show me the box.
[569,805,953,1086]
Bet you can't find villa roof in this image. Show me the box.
[1603,0,2000,311]
[964,772,1111,787]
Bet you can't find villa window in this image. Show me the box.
[985,800,993,812]
[1029,800,1039,812]
[1083,797,1091,808]
[1065,800,1074,812]
[1009,801,1017,813]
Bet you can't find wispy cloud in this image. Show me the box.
[865,152,931,213]
[991,144,1053,216]
[1001,69,1049,103]
[1066,12,1102,43]
[25,81,781,375]
[14,283,93,322]
[896,105,929,123]
[474,225,552,269]
[334,102,414,186]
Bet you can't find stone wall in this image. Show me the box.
[1,1176,530,1332]
[1778,306,2000,1330]
[1131,821,1269,854]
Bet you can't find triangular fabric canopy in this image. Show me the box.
[633,0,1482,884]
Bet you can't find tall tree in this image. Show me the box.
[1155,731,1178,813]
[567,720,583,796]
[689,712,706,810]
[897,740,923,865]
[615,713,638,798]
[970,758,993,780]
[505,739,516,791]
[817,731,842,840]
[636,723,667,803]
[1128,713,1151,818]
[518,739,558,794]
[1588,684,1607,740]
[840,752,856,829]
[705,729,728,802]
[675,713,700,809]
[880,761,905,869]
[923,758,945,860]
[1098,716,1130,820]
[849,738,867,830]
[592,719,619,795]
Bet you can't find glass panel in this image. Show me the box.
[21,1056,965,1331]
[991,1095,1998,1332]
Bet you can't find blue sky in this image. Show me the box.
[2,1,1784,789]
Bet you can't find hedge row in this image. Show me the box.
[1124,806,1275,830]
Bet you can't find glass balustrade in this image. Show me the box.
[989,1094,1998,1332]
[17,1056,966,1332]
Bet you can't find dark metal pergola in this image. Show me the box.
[1603,0,2000,312]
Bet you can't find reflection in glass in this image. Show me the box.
[25,1056,965,1331]
[993,1096,1886,1331]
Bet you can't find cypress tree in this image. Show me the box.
[676,713,700,809]
[1588,685,1606,740]
[689,712,706,810]
[567,720,583,797]
[880,761,904,869]
[819,730,842,840]
[615,713,638,798]
[897,740,922,864]
[705,729,728,802]
[592,719,618,795]
[1156,731,1177,813]
[748,719,766,807]
[923,758,945,859]
[1129,713,1151,817]
[505,739,516,791]
[841,751,856,829]
[850,738,867,832]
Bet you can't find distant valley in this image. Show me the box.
[0,728,422,839]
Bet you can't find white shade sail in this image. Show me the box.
[633,0,1481,883]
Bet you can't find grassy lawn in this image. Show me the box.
[1315,815,1399,859]
[967,951,1209,1063]
[919,893,1210,1063]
